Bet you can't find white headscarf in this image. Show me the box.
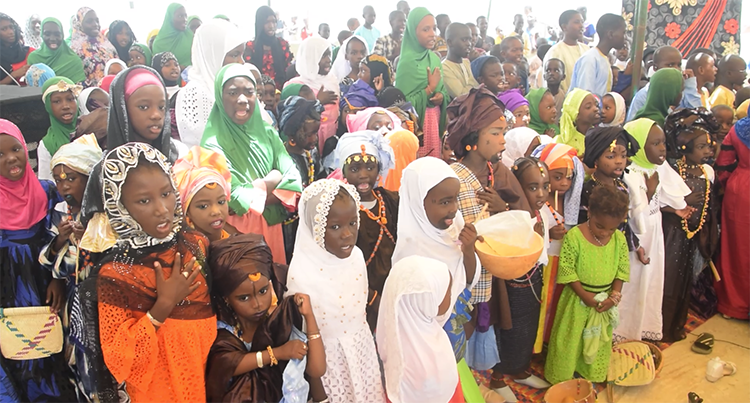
[601,92,627,127]
[50,133,103,175]
[285,179,369,340]
[77,87,107,116]
[376,255,457,403]
[393,156,475,326]
[187,19,246,100]
[501,127,541,168]
[294,37,340,95]
[332,35,368,82]
[331,130,396,179]
[103,58,127,76]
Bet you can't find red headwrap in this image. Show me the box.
[99,75,116,93]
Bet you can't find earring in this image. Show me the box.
[186,216,194,228]
[472,145,478,151]
[289,139,296,146]
[465,145,472,151]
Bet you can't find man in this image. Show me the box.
[374,10,406,64]
[466,22,487,61]
[709,55,747,110]
[354,5,380,52]
[568,13,626,98]
[442,23,478,98]
[510,14,532,59]
[433,14,451,59]
[396,0,410,17]
[685,52,717,108]
[476,16,494,52]
[318,23,330,40]
[542,10,590,94]
[347,17,360,32]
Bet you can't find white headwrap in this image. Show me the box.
[103,58,127,76]
[77,87,108,116]
[501,127,541,168]
[331,130,396,179]
[50,133,102,175]
[187,19,246,101]
[601,92,627,127]
[331,35,368,82]
[393,157,478,326]
[376,255,457,403]
[294,37,340,95]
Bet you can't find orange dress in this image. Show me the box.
[97,231,217,402]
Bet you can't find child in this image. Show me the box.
[442,22,479,98]
[545,185,630,384]
[543,10,586,94]
[376,255,459,403]
[333,131,398,330]
[502,62,521,93]
[709,55,747,110]
[206,234,326,402]
[333,36,368,95]
[395,7,450,159]
[281,83,316,103]
[569,14,626,98]
[285,179,386,403]
[341,54,393,111]
[471,55,508,95]
[26,17,87,84]
[499,88,531,128]
[712,104,735,145]
[151,51,181,98]
[173,146,232,243]
[262,74,278,118]
[556,88,600,155]
[37,76,81,181]
[0,119,74,402]
[128,43,152,67]
[626,46,684,122]
[501,127,542,168]
[543,58,566,123]
[633,68,685,127]
[490,157,552,401]
[346,107,400,132]
[600,92,626,127]
[104,59,127,76]
[498,36,527,93]
[526,88,559,136]
[616,118,693,341]
[661,109,719,342]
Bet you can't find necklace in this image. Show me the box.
[545,201,564,226]
[587,221,605,246]
[360,190,395,266]
[486,161,495,188]
[305,150,315,185]
[676,159,710,239]
[591,172,625,190]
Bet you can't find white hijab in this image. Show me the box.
[186,19,245,100]
[295,37,340,95]
[104,59,127,76]
[332,35,368,82]
[77,87,107,116]
[285,179,369,340]
[393,156,472,326]
[376,255,457,403]
[601,92,627,127]
[502,127,541,168]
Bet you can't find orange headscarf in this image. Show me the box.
[173,146,231,209]
[383,129,419,192]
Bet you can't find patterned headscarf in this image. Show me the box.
[25,63,55,87]
[332,130,397,179]
[50,133,103,175]
[531,143,584,223]
[361,54,392,88]
[129,43,153,66]
[41,77,81,157]
[278,95,324,142]
[663,107,719,158]
[24,15,42,48]
[446,86,506,155]
[69,7,117,85]
[152,51,180,86]
[173,146,232,210]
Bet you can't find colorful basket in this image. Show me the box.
[0,307,62,360]
[606,340,663,402]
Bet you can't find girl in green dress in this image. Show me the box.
[544,185,630,384]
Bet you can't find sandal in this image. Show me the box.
[691,333,714,355]
[688,392,704,403]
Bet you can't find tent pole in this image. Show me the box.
[630,0,648,102]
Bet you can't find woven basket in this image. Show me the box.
[544,379,597,403]
[0,307,62,360]
[475,233,544,279]
[607,339,663,387]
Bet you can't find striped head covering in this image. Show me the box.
[172,146,232,210]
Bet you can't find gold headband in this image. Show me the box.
[43,80,82,104]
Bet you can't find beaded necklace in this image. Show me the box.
[676,159,710,239]
[545,201,564,226]
[591,172,626,190]
[67,205,90,284]
[304,150,315,185]
[360,189,395,266]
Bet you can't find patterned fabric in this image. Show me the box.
[373,34,400,62]
[244,39,293,89]
[443,288,473,362]
[69,7,117,88]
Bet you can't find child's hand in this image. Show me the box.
[534,221,544,237]
[71,221,85,243]
[549,224,567,240]
[429,91,444,106]
[581,292,599,308]
[294,293,314,318]
[624,61,634,76]
[674,206,696,220]
[596,298,615,313]
[154,253,202,307]
[57,219,75,241]
[373,74,384,92]
[46,279,66,313]
[636,246,650,265]
[477,187,507,214]
[459,223,478,255]
[317,86,338,105]
[276,339,308,361]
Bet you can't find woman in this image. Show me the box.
[175,18,245,147]
[0,13,33,85]
[24,14,42,49]
[245,6,293,89]
[107,20,136,62]
[332,35,369,94]
[201,64,302,264]
[27,18,86,84]
[633,68,684,127]
[395,7,450,159]
[69,7,117,87]
[152,3,194,68]
[715,103,750,319]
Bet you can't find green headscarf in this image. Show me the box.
[633,68,684,127]
[624,118,658,170]
[555,88,591,155]
[201,64,302,225]
[281,83,304,101]
[395,7,449,134]
[27,18,86,84]
[41,77,80,157]
[214,15,229,21]
[152,3,194,67]
[526,88,560,136]
[129,43,153,66]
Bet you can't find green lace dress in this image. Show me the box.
[544,226,630,384]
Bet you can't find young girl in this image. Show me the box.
[616,118,693,342]
[0,119,74,402]
[103,58,127,76]
[501,127,542,168]
[502,63,521,93]
[545,185,631,384]
[600,92,626,127]
[376,255,458,403]
[499,88,530,128]
[661,109,719,342]
[206,234,326,402]
[526,88,559,137]
[395,7,450,159]
[556,88,600,156]
[95,142,216,402]
[471,55,508,96]
[333,130,397,331]
[77,86,109,116]
[152,51,181,98]
[37,77,81,181]
[347,107,401,133]
[129,43,153,67]
[68,7,117,87]
[173,146,232,243]
[285,179,385,403]
[529,143,584,353]
[332,35,368,94]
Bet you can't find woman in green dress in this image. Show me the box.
[545,185,630,384]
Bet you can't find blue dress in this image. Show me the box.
[0,180,75,402]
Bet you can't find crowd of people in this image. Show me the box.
[0,2,748,403]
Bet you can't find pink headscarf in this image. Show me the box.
[124,69,163,101]
[99,75,116,93]
[0,119,48,230]
[346,107,402,132]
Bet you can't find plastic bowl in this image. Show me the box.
[475,233,544,279]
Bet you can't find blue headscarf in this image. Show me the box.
[735,102,750,149]
[25,63,56,87]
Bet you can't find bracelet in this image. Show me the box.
[146,311,164,327]
[256,351,264,368]
[266,345,278,366]
[368,290,378,306]
[308,333,321,341]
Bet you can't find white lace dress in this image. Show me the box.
[175,82,214,148]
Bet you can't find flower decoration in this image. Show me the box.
[665,22,682,39]
[721,36,739,56]
[723,19,738,35]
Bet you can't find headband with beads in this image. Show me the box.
[345,144,378,165]
[512,158,546,177]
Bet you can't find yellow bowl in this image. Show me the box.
[475,233,544,280]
